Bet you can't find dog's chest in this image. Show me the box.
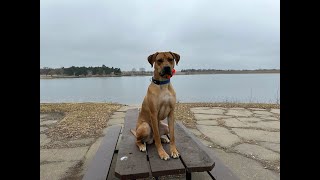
[158,89,174,120]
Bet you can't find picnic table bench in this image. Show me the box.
[83,109,240,180]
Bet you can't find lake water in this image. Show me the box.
[40,74,280,104]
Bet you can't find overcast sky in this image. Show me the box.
[40,0,279,71]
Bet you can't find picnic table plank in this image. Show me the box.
[114,109,150,179]
[176,122,239,180]
[147,133,186,177]
[174,122,215,172]
[82,124,122,180]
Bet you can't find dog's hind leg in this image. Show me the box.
[135,122,151,152]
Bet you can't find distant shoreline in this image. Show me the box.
[40,70,280,79]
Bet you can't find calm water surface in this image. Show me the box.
[40,74,280,104]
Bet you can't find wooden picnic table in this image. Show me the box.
[83,108,240,180]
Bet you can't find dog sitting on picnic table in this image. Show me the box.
[131,51,180,160]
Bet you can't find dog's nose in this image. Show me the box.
[160,66,172,77]
[163,66,172,74]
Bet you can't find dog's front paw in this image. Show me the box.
[170,148,180,159]
[138,144,146,152]
[158,149,170,160]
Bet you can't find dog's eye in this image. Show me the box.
[158,59,164,63]
[168,59,173,62]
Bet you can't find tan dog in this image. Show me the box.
[131,51,180,160]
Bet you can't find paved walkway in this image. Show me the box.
[190,107,280,180]
[40,105,280,180]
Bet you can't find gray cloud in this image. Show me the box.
[40,0,279,71]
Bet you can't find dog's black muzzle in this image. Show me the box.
[160,66,172,77]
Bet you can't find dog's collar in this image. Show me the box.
[151,77,170,85]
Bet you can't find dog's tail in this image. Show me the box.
[130,129,137,137]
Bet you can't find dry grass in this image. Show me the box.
[40,103,122,140]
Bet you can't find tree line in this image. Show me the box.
[40,65,121,76]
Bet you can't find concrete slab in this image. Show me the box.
[117,106,141,112]
[234,143,280,161]
[248,108,267,111]
[229,107,245,110]
[82,137,104,176]
[40,147,89,162]
[209,148,279,180]
[270,109,280,114]
[196,125,241,148]
[259,116,279,121]
[232,128,280,143]
[253,111,274,116]
[194,114,231,120]
[248,121,280,130]
[40,120,58,126]
[40,161,78,180]
[40,127,48,132]
[226,109,253,117]
[198,138,213,147]
[110,113,125,119]
[191,108,225,115]
[68,138,95,146]
[259,142,280,153]
[224,118,250,128]
[192,172,213,180]
[237,117,262,123]
[190,107,211,111]
[196,120,219,126]
[188,128,203,136]
[107,118,124,126]
[40,134,51,146]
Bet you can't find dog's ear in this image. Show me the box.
[148,52,159,67]
[169,52,180,65]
